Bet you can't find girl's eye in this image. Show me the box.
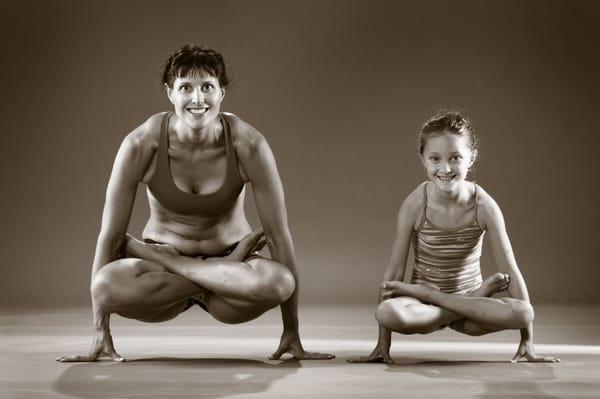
[451,155,462,161]
[202,84,214,92]
[179,85,191,92]
[429,156,440,162]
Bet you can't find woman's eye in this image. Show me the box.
[451,155,462,162]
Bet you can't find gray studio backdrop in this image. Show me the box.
[1,0,598,308]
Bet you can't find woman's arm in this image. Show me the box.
[234,120,333,360]
[57,122,156,362]
[479,187,559,362]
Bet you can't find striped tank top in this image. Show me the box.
[411,182,484,294]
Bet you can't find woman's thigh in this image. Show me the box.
[204,257,295,323]
[95,256,293,324]
[93,258,201,314]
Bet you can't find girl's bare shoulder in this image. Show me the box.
[399,182,428,223]
[473,183,504,228]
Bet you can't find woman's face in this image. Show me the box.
[166,71,225,130]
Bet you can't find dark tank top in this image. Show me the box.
[147,112,245,215]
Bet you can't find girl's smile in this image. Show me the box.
[421,131,475,195]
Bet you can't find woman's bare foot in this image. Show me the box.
[469,273,509,297]
[125,234,180,260]
[217,229,265,261]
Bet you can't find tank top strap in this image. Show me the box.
[159,111,172,162]
[415,182,429,231]
[220,113,242,179]
[472,182,482,229]
[149,111,173,187]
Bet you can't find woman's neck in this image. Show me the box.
[172,117,223,147]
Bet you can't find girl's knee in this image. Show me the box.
[375,300,412,332]
[511,300,534,328]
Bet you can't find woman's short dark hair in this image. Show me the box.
[162,44,230,89]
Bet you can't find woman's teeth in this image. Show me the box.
[438,175,454,181]
[188,108,207,114]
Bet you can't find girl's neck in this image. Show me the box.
[430,180,472,207]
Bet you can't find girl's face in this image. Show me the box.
[166,71,225,131]
[421,132,475,193]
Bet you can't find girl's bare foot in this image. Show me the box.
[469,273,509,297]
[125,234,180,260]
[381,281,428,299]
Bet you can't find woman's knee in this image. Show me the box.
[91,258,153,310]
[249,260,295,306]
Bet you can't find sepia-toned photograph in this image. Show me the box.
[1,0,598,397]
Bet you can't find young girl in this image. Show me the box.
[349,111,558,363]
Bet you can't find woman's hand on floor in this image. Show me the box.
[269,330,335,360]
[56,332,125,362]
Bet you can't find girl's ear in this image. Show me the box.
[469,149,478,167]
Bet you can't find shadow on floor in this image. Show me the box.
[53,358,301,399]
[386,360,562,398]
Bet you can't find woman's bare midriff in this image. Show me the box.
[141,189,252,256]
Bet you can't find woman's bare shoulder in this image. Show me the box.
[114,112,167,171]
[125,112,166,146]
[223,112,268,157]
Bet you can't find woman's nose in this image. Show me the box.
[191,88,203,103]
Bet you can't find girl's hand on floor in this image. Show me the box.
[511,338,560,363]
[347,346,393,364]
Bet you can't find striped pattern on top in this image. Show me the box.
[410,183,484,294]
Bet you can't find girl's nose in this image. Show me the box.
[440,161,451,173]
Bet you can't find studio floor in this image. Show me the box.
[1,304,599,398]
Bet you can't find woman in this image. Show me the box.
[57,45,333,362]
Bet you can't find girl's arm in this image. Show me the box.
[479,188,559,362]
[348,187,420,363]
[235,119,333,360]
[57,121,156,362]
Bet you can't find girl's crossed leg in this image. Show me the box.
[375,273,533,335]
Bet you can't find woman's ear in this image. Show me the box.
[165,83,174,104]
